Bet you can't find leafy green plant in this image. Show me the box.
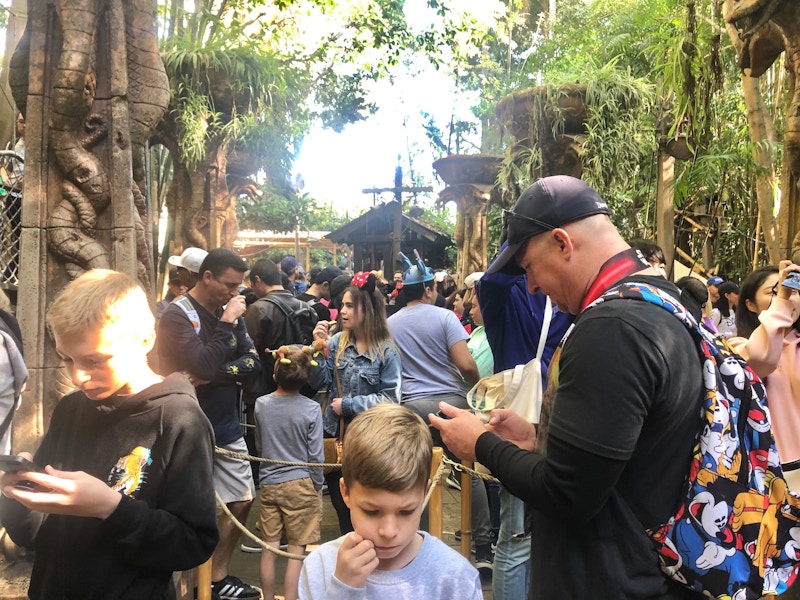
[495,60,656,234]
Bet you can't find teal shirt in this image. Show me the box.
[467,326,494,379]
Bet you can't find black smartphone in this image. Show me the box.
[436,410,452,420]
[0,455,42,473]
[783,273,800,291]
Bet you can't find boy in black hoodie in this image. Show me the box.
[0,269,218,600]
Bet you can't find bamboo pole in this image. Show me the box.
[197,558,212,600]
[429,447,444,538]
[460,461,472,558]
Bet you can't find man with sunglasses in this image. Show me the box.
[432,176,703,599]
[158,248,262,600]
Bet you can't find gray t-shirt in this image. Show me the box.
[299,531,482,600]
[387,304,470,402]
[254,392,324,490]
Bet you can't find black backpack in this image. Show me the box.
[243,295,318,397]
[264,294,318,346]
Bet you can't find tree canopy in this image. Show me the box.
[145,0,791,280]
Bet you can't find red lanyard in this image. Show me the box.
[579,248,650,312]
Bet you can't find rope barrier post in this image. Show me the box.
[459,460,472,558]
[429,447,444,538]
[196,557,212,600]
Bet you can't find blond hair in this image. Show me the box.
[341,403,432,493]
[47,269,154,338]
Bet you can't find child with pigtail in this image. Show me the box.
[254,344,325,600]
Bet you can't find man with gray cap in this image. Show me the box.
[431,176,703,599]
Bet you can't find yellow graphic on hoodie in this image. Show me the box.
[109,446,152,496]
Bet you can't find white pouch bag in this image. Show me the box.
[467,296,552,424]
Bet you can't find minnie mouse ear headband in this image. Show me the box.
[351,271,377,294]
[398,249,435,285]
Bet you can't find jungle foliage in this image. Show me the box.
[154,0,448,249]
[432,0,787,281]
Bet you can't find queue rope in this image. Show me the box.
[215,445,341,469]
[211,446,498,561]
[441,456,500,484]
[215,491,308,560]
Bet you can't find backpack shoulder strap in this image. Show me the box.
[587,281,701,337]
[263,293,291,315]
[174,295,201,334]
[263,294,298,343]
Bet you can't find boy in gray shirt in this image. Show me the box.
[255,345,324,600]
[299,403,481,600]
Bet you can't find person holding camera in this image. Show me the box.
[728,260,800,489]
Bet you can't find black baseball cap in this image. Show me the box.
[329,274,352,305]
[313,266,343,285]
[486,176,610,275]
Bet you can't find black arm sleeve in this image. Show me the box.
[476,431,628,526]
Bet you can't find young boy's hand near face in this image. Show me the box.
[334,532,379,588]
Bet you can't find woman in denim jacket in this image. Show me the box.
[310,271,401,533]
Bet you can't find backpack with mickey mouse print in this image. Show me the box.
[588,281,800,599]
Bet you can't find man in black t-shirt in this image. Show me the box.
[298,265,342,323]
[431,176,703,599]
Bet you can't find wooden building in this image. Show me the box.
[326,201,453,274]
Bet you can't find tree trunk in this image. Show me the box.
[724,20,781,263]
[742,74,781,263]
[656,148,676,277]
[725,0,800,261]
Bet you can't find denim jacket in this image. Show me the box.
[309,332,402,436]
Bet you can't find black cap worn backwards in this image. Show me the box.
[486,176,610,275]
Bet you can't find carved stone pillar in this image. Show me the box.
[7,0,168,451]
[433,154,502,286]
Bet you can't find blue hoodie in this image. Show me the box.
[476,268,572,382]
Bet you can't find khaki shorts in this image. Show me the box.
[214,438,255,504]
[258,478,322,546]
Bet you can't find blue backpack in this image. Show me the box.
[588,281,800,599]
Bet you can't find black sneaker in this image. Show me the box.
[474,543,494,574]
[211,575,261,600]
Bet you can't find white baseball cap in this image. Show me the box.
[464,272,485,289]
[167,247,208,274]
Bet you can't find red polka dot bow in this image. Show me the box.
[351,271,370,289]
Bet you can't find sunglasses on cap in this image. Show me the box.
[501,209,556,233]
